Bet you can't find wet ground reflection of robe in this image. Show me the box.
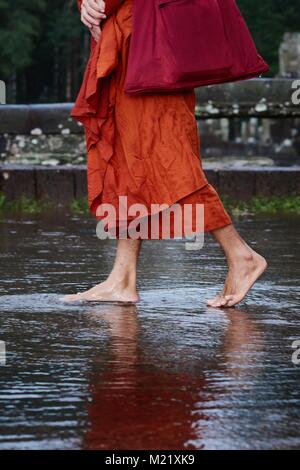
[83,306,207,450]
[72,1,232,237]
[82,305,263,450]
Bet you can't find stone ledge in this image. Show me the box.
[195,78,300,118]
[0,103,79,135]
[0,165,299,204]
[1,79,300,135]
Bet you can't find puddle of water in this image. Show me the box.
[0,214,299,450]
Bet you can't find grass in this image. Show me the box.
[0,193,300,217]
[69,197,89,215]
[222,194,300,217]
[0,193,52,215]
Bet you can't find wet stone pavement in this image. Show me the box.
[0,213,299,450]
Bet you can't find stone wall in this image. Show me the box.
[1,165,299,204]
[0,79,300,168]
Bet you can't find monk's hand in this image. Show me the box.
[81,0,106,42]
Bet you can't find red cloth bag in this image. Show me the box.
[124,0,269,94]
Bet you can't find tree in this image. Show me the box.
[0,0,300,103]
[238,0,300,75]
[0,0,87,103]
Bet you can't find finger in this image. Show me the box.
[91,31,100,42]
[83,1,106,19]
[81,6,106,26]
[89,0,106,12]
[84,5,106,21]
[90,26,101,42]
[82,0,102,10]
[81,16,93,29]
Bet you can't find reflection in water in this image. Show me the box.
[84,305,263,450]
[0,214,300,449]
[222,308,264,379]
[84,305,205,450]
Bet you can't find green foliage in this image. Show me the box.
[0,192,6,211]
[238,0,300,75]
[0,0,85,102]
[223,194,300,216]
[0,192,52,215]
[0,0,46,76]
[70,197,89,214]
[1,192,300,217]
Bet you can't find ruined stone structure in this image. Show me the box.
[279,33,300,78]
[0,79,299,169]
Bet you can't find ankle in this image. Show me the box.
[108,268,137,290]
[226,246,254,267]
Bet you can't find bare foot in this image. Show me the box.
[207,249,268,308]
[61,278,140,303]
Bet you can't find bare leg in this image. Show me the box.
[63,239,142,303]
[207,224,267,308]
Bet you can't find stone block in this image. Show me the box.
[36,166,75,204]
[218,169,256,200]
[0,166,36,200]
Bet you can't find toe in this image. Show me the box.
[210,296,224,308]
[207,296,221,307]
[219,297,229,308]
[215,298,228,308]
[224,295,238,307]
[207,289,226,305]
[61,293,82,302]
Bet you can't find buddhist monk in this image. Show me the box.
[64,0,267,308]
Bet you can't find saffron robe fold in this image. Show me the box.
[72,0,232,236]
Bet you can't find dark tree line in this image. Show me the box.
[0,0,299,104]
[0,0,89,103]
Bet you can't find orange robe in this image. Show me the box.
[72,0,231,238]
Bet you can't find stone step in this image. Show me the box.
[0,165,299,205]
